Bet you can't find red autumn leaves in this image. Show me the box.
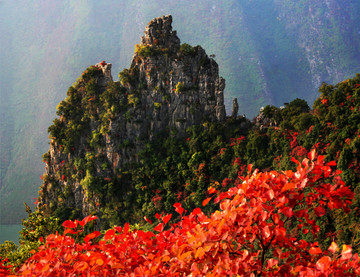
[1,151,356,276]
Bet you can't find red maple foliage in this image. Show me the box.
[4,151,360,276]
[0,258,12,276]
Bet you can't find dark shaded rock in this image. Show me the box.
[232,98,239,118]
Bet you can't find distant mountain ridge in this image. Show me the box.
[1,0,359,224]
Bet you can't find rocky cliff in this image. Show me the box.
[37,15,226,224]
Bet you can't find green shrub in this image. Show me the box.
[134,44,169,58]
[127,94,140,107]
[0,204,62,271]
[179,43,196,56]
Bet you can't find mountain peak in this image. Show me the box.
[141,15,180,52]
[37,15,226,227]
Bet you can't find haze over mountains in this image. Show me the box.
[1,0,359,224]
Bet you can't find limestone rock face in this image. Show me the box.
[232,98,239,118]
[128,15,226,132]
[141,15,180,53]
[37,15,226,224]
[95,61,113,87]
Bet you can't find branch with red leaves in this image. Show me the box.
[5,151,359,276]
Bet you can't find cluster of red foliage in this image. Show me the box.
[290,145,308,160]
[0,258,12,275]
[288,131,299,148]
[99,60,107,67]
[229,136,246,146]
[3,151,360,276]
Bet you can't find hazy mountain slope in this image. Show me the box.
[0,0,359,224]
[275,0,360,92]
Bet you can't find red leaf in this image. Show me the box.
[63,229,78,235]
[281,182,295,192]
[314,206,326,217]
[104,229,116,241]
[308,149,316,160]
[123,223,130,234]
[114,226,122,233]
[96,258,104,266]
[192,208,202,215]
[162,214,172,225]
[291,157,300,165]
[79,215,97,227]
[214,192,229,204]
[195,247,205,259]
[295,209,305,218]
[74,261,88,271]
[63,220,77,229]
[173,203,184,215]
[191,262,201,274]
[333,199,343,209]
[266,258,278,268]
[309,247,322,255]
[208,187,217,194]
[341,245,352,260]
[316,256,331,272]
[274,227,286,237]
[261,225,271,239]
[265,189,274,200]
[180,251,192,260]
[154,223,164,232]
[281,207,293,218]
[313,225,320,233]
[317,155,325,163]
[84,231,101,243]
[326,161,337,166]
[144,216,152,224]
[202,197,212,206]
[328,242,338,254]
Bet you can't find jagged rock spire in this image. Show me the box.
[95,61,113,87]
[141,15,180,53]
[38,15,227,226]
[232,98,239,118]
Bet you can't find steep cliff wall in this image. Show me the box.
[37,15,226,224]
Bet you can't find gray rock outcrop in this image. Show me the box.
[37,15,226,223]
[231,98,239,118]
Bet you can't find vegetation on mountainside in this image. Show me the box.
[2,1,360,226]
[1,73,359,274]
[134,44,169,58]
[1,151,360,276]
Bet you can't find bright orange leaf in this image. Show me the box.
[202,197,212,206]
